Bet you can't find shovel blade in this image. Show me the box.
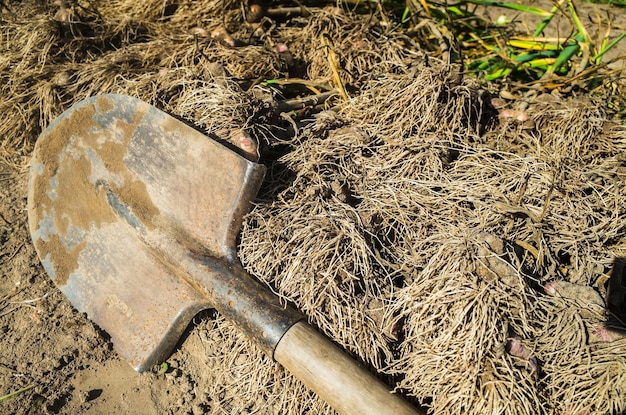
[27,95,266,371]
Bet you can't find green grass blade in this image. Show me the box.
[593,30,626,62]
[567,0,593,45]
[452,0,551,16]
[473,59,496,70]
[485,67,512,80]
[552,43,579,72]
[444,5,469,17]
[523,58,557,69]
[534,0,566,36]
[546,33,585,75]
[507,39,563,51]
[511,51,559,63]
[401,6,410,22]
[0,385,35,403]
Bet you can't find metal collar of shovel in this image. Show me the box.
[27,95,422,415]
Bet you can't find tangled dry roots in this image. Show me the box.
[240,68,626,414]
[2,1,626,414]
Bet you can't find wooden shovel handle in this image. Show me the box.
[274,322,424,415]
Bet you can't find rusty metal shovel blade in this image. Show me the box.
[28,95,422,415]
[27,94,301,371]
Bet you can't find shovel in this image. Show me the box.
[27,95,422,415]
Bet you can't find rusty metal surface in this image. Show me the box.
[27,94,302,372]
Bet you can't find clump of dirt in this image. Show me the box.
[1,1,626,415]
